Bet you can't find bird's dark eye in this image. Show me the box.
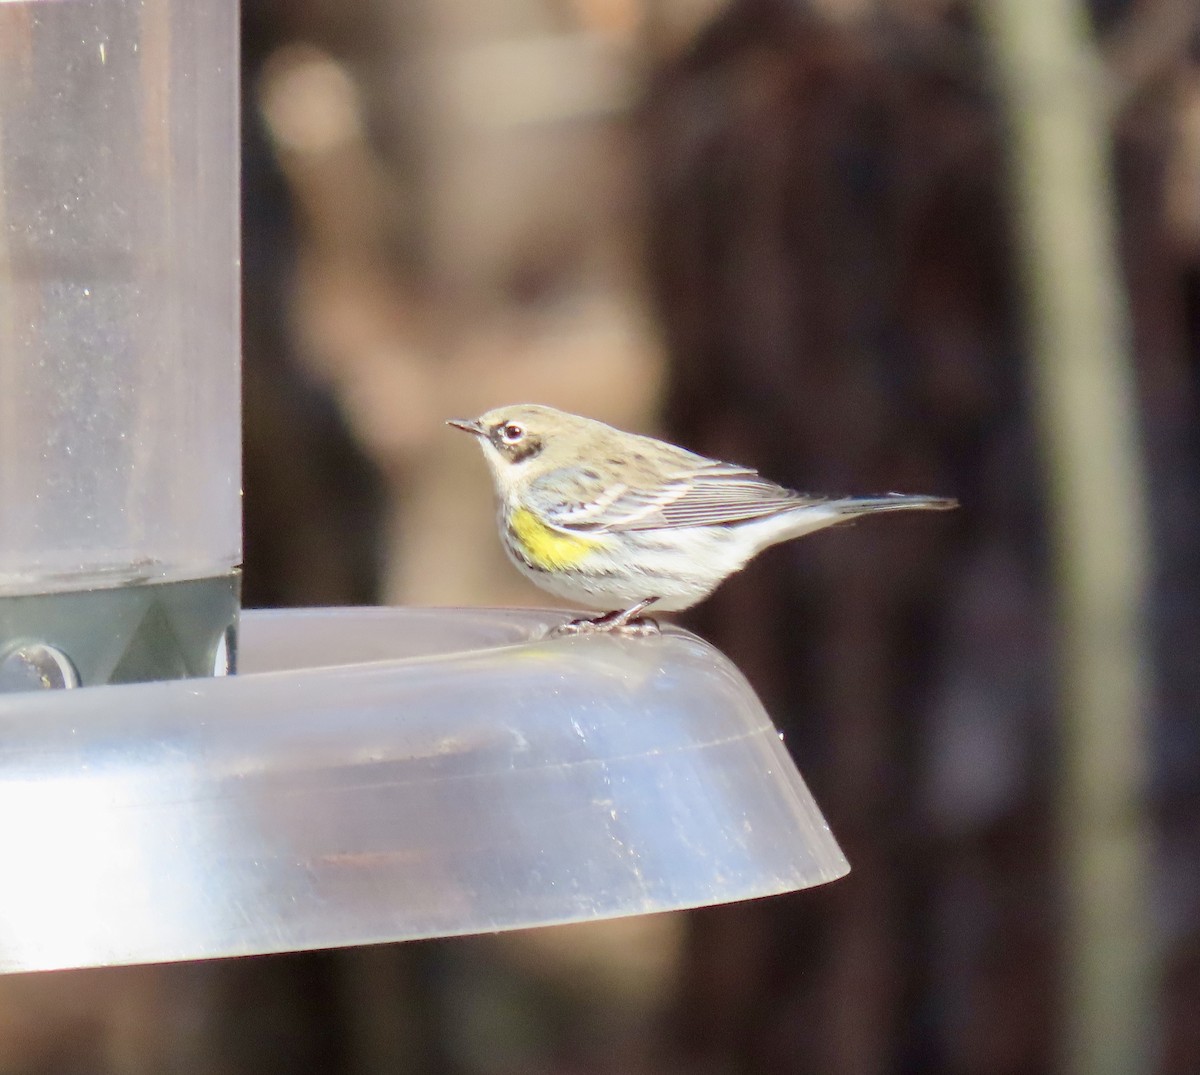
[500,423,525,444]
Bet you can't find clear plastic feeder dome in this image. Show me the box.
[0,607,848,972]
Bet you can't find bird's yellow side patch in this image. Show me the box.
[509,507,601,571]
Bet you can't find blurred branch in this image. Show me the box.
[977,2,1157,1075]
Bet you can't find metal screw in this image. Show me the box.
[0,643,81,692]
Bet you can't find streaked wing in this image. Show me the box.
[528,461,817,533]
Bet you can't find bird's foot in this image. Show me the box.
[553,615,661,638]
[552,598,662,638]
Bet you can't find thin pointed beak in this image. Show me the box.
[446,418,485,437]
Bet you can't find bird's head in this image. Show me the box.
[447,404,585,496]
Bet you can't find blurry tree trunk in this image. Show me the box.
[978,2,1156,1073]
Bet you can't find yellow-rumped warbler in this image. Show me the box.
[449,404,956,634]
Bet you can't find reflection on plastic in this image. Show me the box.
[0,607,848,973]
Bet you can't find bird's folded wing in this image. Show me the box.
[529,462,819,533]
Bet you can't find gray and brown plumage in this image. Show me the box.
[450,405,957,631]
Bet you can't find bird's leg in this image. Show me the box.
[553,597,662,637]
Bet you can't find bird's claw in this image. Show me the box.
[550,598,662,638]
[551,615,661,638]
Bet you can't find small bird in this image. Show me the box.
[449,404,956,635]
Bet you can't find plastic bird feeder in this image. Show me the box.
[0,0,847,974]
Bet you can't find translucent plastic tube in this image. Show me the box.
[0,0,240,595]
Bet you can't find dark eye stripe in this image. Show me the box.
[508,436,543,463]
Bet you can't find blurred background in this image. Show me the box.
[3,0,1199,1071]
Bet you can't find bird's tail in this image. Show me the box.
[748,492,957,553]
[827,493,959,516]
